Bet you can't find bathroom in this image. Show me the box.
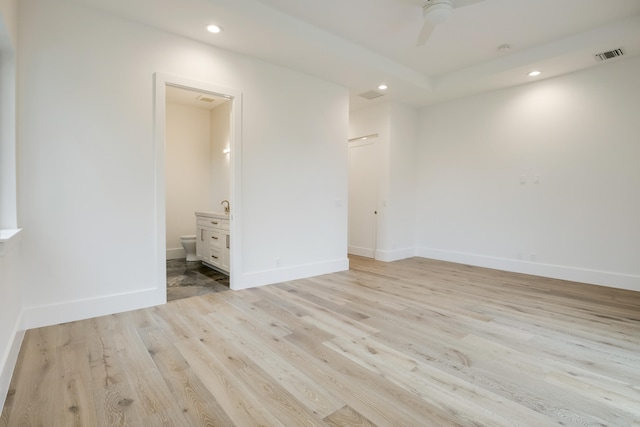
[164,85,232,300]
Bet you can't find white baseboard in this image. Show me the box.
[0,310,25,410]
[348,246,374,258]
[166,247,185,260]
[23,288,165,330]
[233,257,349,290]
[375,247,416,262]
[349,246,416,262]
[416,247,640,292]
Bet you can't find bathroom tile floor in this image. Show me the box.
[166,259,230,302]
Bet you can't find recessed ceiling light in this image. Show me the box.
[528,70,541,77]
[206,24,223,34]
[378,84,388,90]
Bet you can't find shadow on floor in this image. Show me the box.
[166,259,230,302]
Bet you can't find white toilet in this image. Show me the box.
[180,235,198,262]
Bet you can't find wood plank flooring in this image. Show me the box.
[2,256,640,426]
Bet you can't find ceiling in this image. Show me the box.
[76,0,640,110]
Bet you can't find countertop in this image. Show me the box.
[195,211,230,220]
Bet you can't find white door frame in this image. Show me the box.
[153,72,243,298]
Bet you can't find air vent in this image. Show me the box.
[196,95,215,103]
[594,48,624,61]
[358,90,385,100]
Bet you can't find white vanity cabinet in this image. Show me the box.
[195,212,230,274]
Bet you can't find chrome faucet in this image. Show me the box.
[221,199,230,214]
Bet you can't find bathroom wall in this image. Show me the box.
[165,102,212,259]
[209,101,231,211]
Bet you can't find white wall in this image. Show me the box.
[0,0,23,409]
[0,236,24,409]
[17,0,349,328]
[349,102,418,262]
[165,102,213,259]
[0,0,17,50]
[0,0,17,228]
[387,103,418,260]
[416,56,640,291]
[238,62,348,285]
[209,102,231,210]
[0,52,16,229]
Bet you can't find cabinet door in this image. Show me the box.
[220,233,230,272]
[196,227,209,261]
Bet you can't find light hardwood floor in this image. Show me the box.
[2,256,640,426]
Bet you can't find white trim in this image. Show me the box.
[0,310,24,410]
[348,139,377,149]
[348,133,379,143]
[154,73,242,293]
[375,247,416,262]
[234,258,350,290]
[23,288,163,330]
[166,247,185,260]
[348,245,375,258]
[0,228,21,257]
[416,247,640,292]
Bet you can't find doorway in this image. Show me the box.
[348,135,379,258]
[165,86,230,300]
[154,73,242,300]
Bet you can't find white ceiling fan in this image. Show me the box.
[416,0,484,46]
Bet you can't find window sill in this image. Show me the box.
[0,228,22,257]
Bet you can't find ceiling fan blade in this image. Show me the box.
[451,0,483,9]
[416,21,436,46]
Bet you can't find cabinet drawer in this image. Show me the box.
[196,217,229,229]
[208,249,221,266]
[197,218,223,228]
[208,229,222,248]
[209,218,223,227]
